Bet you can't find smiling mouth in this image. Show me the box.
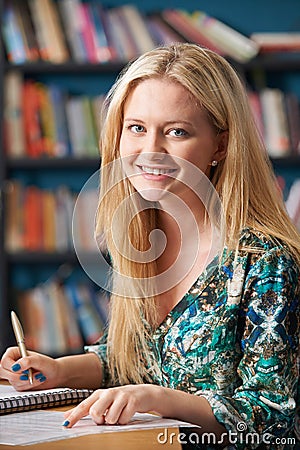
[138,165,177,176]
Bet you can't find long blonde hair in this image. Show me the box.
[96,43,300,384]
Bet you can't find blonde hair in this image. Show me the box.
[96,43,300,384]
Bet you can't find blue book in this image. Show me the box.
[2,5,27,63]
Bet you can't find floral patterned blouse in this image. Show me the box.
[85,228,300,449]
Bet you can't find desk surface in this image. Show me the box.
[0,382,181,450]
[0,427,181,450]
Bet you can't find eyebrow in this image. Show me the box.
[123,118,193,126]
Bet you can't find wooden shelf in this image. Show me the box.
[6,157,101,170]
[270,155,300,168]
[6,251,102,264]
[5,155,300,170]
[4,53,300,74]
[239,52,300,71]
[4,60,127,74]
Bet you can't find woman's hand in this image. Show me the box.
[0,346,60,391]
[62,384,163,427]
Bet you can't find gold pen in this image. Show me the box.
[11,311,33,385]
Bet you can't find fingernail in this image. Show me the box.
[62,420,70,427]
[20,374,28,381]
[11,363,21,372]
[34,373,45,380]
[39,376,47,382]
[22,370,29,374]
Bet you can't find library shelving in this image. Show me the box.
[1,0,300,356]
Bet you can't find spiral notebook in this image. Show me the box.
[0,384,93,415]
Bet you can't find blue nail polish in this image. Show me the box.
[34,373,44,380]
[12,363,21,372]
[22,370,29,374]
[20,374,28,380]
[62,420,70,427]
[39,376,47,382]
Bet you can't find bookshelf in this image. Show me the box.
[1,0,300,356]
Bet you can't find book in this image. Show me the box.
[88,2,115,62]
[285,179,300,230]
[250,32,300,52]
[2,2,27,63]
[23,80,43,157]
[58,0,88,62]
[12,0,40,62]
[28,0,69,63]
[4,180,23,252]
[3,71,25,158]
[0,384,93,415]
[285,92,300,154]
[116,5,156,56]
[191,10,259,62]
[259,88,291,157]
[64,282,104,344]
[161,9,223,54]
[146,13,186,46]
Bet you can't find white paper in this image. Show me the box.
[0,410,197,446]
[0,384,74,399]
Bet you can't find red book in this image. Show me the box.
[23,186,43,251]
[162,9,224,54]
[23,81,43,157]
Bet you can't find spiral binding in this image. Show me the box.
[0,388,93,415]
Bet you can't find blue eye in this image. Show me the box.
[130,125,145,133]
[169,128,187,137]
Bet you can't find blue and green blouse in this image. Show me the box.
[85,228,300,449]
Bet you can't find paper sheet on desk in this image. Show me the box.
[0,410,198,446]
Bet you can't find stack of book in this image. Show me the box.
[17,279,109,354]
[5,181,99,253]
[2,0,261,65]
[4,72,103,159]
[5,70,299,160]
[248,88,300,158]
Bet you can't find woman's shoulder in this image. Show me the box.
[239,227,300,279]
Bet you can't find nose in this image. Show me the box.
[142,131,167,161]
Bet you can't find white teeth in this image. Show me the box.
[141,166,173,175]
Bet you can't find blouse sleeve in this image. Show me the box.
[84,328,114,387]
[202,246,300,449]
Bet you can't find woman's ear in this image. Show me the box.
[214,130,228,162]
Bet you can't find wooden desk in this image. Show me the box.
[0,427,181,450]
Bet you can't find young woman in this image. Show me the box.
[1,43,299,449]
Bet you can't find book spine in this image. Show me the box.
[42,0,70,63]
[192,11,259,62]
[161,9,224,55]
[260,88,291,158]
[48,84,71,157]
[4,180,23,252]
[118,5,156,55]
[58,0,88,62]
[4,71,25,157]
[78,2,98,63]
[88,2,112,62]
[146,13,186,46]
[23,185,43,251]
[28,0,50,60]
[2,4,27,63]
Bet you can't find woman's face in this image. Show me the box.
[119,78,226,203]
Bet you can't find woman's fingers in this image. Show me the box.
[62,388,134,428]
[62,391,105,427]
[93,392,127,425]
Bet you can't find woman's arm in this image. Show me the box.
[0,347,103,390]
[61,382,227,440]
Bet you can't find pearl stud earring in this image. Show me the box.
[211,160,218,167]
